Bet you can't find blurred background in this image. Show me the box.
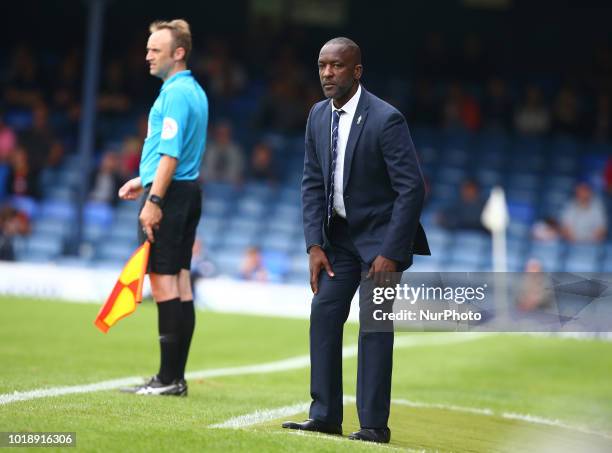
[1,0,611,286]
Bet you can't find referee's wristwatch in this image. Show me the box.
[147,194,164,208]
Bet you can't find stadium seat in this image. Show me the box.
[24,233,63,260]
[32,217,72,239]
[261,250,290,282]
[84,202,114,227]
[39,200,76,221]
[96,241,135,262]
[215,250,244,277]
[10,196,38,219]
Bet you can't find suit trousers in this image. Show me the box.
[308,216,394,428]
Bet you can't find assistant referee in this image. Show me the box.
[118,19,208,396]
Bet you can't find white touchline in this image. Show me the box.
[0,333,485,406]
[210,395,612,442]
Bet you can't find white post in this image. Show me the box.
[481,186,510,324]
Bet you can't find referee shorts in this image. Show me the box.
[138,180,202,275]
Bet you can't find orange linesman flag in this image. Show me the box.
[94,242,150,333]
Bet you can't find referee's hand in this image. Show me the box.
[118,177,144,200]
[139,201,162,243]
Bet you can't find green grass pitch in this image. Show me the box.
[0,296,611,452]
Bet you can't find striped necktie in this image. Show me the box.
[327,109,344,226]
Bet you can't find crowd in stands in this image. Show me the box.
[1,29,611,273]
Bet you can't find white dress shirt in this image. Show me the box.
[331,84,361,218]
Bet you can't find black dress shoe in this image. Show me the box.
[281,419,342,435]
[348,427,391,443]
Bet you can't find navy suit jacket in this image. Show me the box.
[301,86,430,269]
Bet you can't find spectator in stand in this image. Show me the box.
[256,78,307,133]
[605,157,612,193]
[3,44,43,109]
[53,50,81,111]
[248,142,276,185]
[190,237,217,295]
[560,182,607,243]
[531,217,561,242]
[136,113,149,143]
[52,50,82,138]
[592,93,611,143]
[516,259,553,312]
[482,77,512,131]
[119,136,141,178]
[200,121,245,185]
[442,82,481,131]
[552,87,582,136]
[0,110,17,162]
[6,146,39,198]
[19,103,64,176]
[239,246,268,281]
[196,37,247,100]
[514,85,551,136]
[456,34,489,84]
[89,151,125,205]
[408,79,440,126]
[0,204,30,261]
[98,59,132,115]
[438,179,486,232]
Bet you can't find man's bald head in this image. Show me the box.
[322,37,362,65]
[318,37,363,106]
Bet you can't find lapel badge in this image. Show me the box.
[357,115,362,125]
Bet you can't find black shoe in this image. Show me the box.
[120,375,187,396]
[348,427,391,443]
[281,419,342,436]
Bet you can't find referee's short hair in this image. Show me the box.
[149,19,192,62]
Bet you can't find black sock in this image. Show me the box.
[178,300,196,380]
[156,298,182,384]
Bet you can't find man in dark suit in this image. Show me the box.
[282,37,429,443]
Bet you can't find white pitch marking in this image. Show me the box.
[210,402,311,429]
[211,395,612,442]
[0,333,486,406]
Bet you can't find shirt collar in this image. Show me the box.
[331,84,361,116]
[161,70,191,91]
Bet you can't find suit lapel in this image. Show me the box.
[319,102,332,189]
[343,89,369,191]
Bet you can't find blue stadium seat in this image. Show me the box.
[507,201,535,224]
[203,182,238,201]
[108,223,137,242]
[47,186,75,202]
[476,169,502,187]
[32,217,72,238]
[10,196,39,218]
[96,241,135,262]
[84,222,107,242]
[259,232,296,253]
[202,198,227,217]
[84,202,114,227]
[418,147,439,166]
[39,200,76,221]
[563,259,599,273]
[261,250,289,281]
[437,166,466,184]
[215,250,244,276]
[0,164,9,201]
[237,197,267,218]
[24,233,64,260]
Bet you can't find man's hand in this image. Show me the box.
[118,177,143,200]
[367,255,398,286]
[139,201,162,243]
[309,246,334,295]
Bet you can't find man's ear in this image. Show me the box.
[174,47,186,62]
[354,64,363,81]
